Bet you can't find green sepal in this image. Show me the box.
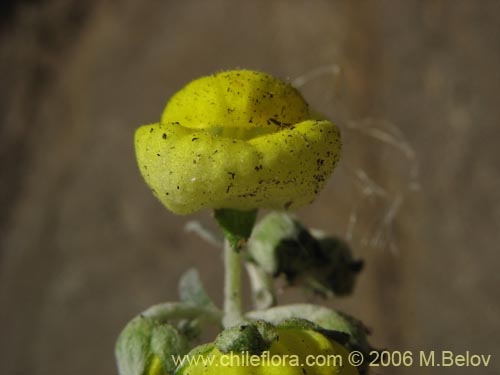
[215,320,278,355]
[252,320,279,345]
[214,208,257,250]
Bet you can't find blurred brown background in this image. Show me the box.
[1,1,499,374]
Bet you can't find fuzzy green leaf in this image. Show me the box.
[178,268,216,309]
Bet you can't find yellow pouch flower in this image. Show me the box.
[135,70,341,215]
[177,325,358,375]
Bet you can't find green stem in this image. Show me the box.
[223,238,243,327]
[246,262,275,310]
[214,209,257,328]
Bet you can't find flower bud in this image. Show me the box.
[247,213,363,296]
[246,304,378,374]
[116,315,190,375]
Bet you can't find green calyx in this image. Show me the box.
[215,320,277,355]
[214,208,257,250]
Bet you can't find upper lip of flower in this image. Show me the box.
[160,69,311,132]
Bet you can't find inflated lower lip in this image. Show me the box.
[135,119,340,215]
